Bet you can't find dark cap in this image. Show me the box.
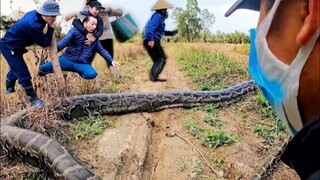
[225,0,261,17]
[90,1,105,10]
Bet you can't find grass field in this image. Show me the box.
[0,41,297,180]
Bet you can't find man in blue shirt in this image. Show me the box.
[0,1,61,106]
[143,0,178,82]
[38,16,120,80]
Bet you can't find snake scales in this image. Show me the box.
[0,106,99,180]
[0,80,290,179]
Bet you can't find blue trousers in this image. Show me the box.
[39,55,98,79]
[0,45,33,89]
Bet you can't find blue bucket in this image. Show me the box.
[111,13,139,42]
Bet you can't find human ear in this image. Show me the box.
[296,0,319,46]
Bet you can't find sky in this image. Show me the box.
[0,0,259,34]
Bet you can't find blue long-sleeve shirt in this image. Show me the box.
[143,12,165,42]
[0,10,54,51]
[58,27,113,64]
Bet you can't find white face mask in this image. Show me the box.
[249,0,320,135]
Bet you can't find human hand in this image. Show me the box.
[48,22,56,28]
[86,33,96,42]
[112,61,120,68]
[84,33,96,45]
[117,9,123,16]
[65,15,75,21]
[84,39,93,45]
[172,29,178,36]
[148,41,155,48]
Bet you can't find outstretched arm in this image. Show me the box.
[95,41,120,67]
[65,13,77,21]
[109,8,123,17]
[164,29,178,36]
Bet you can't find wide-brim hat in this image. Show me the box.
[37,1,61,16]
[152,0,173,11]
[225,0,260,17]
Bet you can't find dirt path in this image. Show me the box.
[75,43,299,180]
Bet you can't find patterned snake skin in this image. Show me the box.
[56,80,257,120]
[0,107,99,180]
[251,135,293,180]
[0,80,289,179]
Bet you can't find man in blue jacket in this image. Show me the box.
[67,1,123,82]
[39,16,120,80]
[226,0,319,179]
[143,0,178,82]
[0,1,61,106]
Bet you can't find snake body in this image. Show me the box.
[0,107,99,180]
[1,80,288,179]
[56,80,257,120]
[251,135,292,180]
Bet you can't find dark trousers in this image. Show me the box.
[143,40,166,62]
[0,45,32,89]
[143,40,167,79]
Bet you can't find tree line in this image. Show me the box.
[1,0,249,44]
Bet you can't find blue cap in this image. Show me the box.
[225,0,261,17]
[37,1,61,16]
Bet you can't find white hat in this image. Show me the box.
[37,1,61,16]
[151,0,173,11]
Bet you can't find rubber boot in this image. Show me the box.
[5,79,16,94]
[156,58,166,81]
[150,62,158,82]
[25,88,46,106]
[150,58,166,82]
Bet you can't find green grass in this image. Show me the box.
[173,43,288,151]
[177,158,190,172]
[184,119,203,139]
[174,46,249,90]
[22,168,51,180]
[69,113,115,141]
[106,81,122,93]
[254,91,277,119]
[200,129,240,148]
[233,44,250,55]
[184,119,239,149]
[204,114,223,128]
[249,91,286,143]
[202,105,223,128]
[209,152,225,170]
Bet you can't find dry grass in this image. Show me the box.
[0,44,146,117]
[0,42,146,180]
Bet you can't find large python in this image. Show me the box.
[0,80,290,179]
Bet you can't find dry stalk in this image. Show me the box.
[149,158,159,180]
[166,131,224,177]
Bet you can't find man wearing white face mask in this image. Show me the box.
[226,0,319,179]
